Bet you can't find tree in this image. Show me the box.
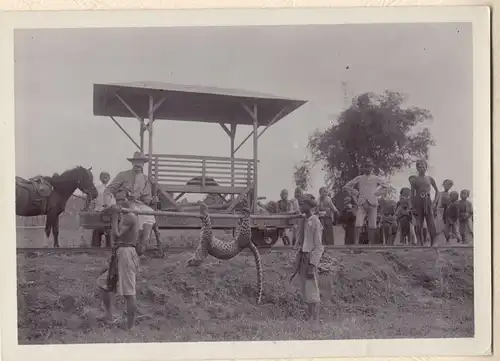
[308,90,435,201]
[293,158,313,191]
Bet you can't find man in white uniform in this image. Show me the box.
[104,152,158,254]
[343,160,389,245]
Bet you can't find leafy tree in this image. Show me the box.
[293,158,313,191]
[308,90,435,202]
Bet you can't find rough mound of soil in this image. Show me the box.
[17,248,473,344]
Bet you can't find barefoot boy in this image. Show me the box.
[96,200,140,330]
[444,191,462,243]
[458,189,473,243]
[409,160,439,246]
[291,195,324,321]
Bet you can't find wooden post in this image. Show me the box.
[148,96,154,184]
[140,120,145,152]
[230,123,236,201]
[201,159,206,188]
[252,106,258,212]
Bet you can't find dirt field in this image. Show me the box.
[17,228,474,344]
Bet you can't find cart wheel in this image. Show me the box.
[251,228,279,248]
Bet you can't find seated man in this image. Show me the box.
[104,152,158,255]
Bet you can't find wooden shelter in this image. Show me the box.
[92,81,307,212]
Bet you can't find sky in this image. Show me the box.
[14,23,473,202]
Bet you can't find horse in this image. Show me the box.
[16,166,98,247]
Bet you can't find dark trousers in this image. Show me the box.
[344,223,355,245]
[320,216,335,245]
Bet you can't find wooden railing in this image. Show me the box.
[151,154,255,194]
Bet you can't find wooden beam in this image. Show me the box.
[146,96,167,131]
[148,95,154,183]
[219,123,231,137]
[252,104,258,212]
[109,116,141,150]
[157,187,180,210]
[224,184,253,213]
[174,193,186,201]
[234,129,255,154]
[157,184,248,194]
[119,207,306,220]
[115,93,145,125]
[139,121,145,152]
[257,107,287,139]
[230,123,237,201]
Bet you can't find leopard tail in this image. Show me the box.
[248,241,263,304]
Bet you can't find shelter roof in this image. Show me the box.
[93,82,307,127]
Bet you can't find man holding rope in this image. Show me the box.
[103,151,158,255]
[96,200,140,330]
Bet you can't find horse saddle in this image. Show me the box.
[16,176,53,198]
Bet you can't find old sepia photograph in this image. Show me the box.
[0,6,491,361]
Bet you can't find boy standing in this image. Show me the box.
[343,160,389,245]
[291,195,324,321]
[395,187,417,244]
[340,196,357,245]
[434,179,454,235]
[458,189,473,243]
[444,191,462,243]
[96,200,141,330]
[409,160,439,246]
[380,201,398,245]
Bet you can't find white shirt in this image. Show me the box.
[295,214,324,266]
[344,174,388,206]
[93,182,115,211]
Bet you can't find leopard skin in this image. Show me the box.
[186,197,263,304]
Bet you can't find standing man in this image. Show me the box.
[96,200,140,330]
[291,195,324,321]
[409,160,439,246]
[104,151,158,255]
[343,160,389,245]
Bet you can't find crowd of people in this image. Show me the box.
[262,159,474,247]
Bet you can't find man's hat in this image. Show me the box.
[127,151,149,164]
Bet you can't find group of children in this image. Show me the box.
[343,160,473,245]
[271,159,474,247]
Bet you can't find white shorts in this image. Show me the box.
[97,247,140,296]
[130,202,156,227]
[355,202,378,228]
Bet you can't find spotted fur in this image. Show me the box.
[187,197,263,304]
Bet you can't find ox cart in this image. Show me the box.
[78,82,307,247]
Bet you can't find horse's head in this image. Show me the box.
[76,166,98,200]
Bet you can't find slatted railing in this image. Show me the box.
[151,154,255,194]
